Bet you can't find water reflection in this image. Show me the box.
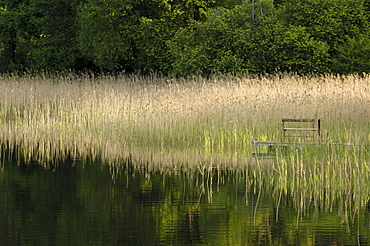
[0,158,369,245]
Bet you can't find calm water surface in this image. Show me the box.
[1,158,369,245]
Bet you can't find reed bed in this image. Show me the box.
[1,72,370,212]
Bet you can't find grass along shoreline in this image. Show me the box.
[0,73,370,167]
[1,72,370,212]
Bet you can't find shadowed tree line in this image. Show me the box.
[1,0,370,76]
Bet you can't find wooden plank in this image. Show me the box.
[282,118,321,139]
[251,140,364,148]
[283,136,315,139]
[283,128,318,131]
[251,141,302,147]
[282,118,315,122]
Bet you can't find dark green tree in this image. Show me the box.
[334,34,370,74]
[0,0,83,73]
[77,0,136,71]
[277,0,370,73]
[0,0,33,72]
[27,0,82,71]
[168,3,263,76]
[168,1,331,76]
[132,0,245,73]
[277,0,370,53]
[77,0,239,73]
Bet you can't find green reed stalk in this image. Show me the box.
[1,72,370,212]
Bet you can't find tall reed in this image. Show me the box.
[1,72,370,212]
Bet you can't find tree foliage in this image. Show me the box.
[0,0,370,75]
[334,34,370,74]
[29,0,81,71]
[77,0,136,71]
[168,1,331,76]
[0,0,33,72]
[277,0,370,73]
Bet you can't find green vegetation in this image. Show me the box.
[1,73,370,213]
[1,0,370,75]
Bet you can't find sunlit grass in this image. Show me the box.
[1,72,370,213]
[1,73,370,165]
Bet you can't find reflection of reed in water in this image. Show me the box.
[180,167,368,237]
[0,73,370,219]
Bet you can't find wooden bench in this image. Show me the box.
[251,119,365,159]
[282,118,321,140]
[251,118,321,159]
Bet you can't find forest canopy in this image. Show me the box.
[1,0,370,76]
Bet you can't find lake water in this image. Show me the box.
[1,158,370,245]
